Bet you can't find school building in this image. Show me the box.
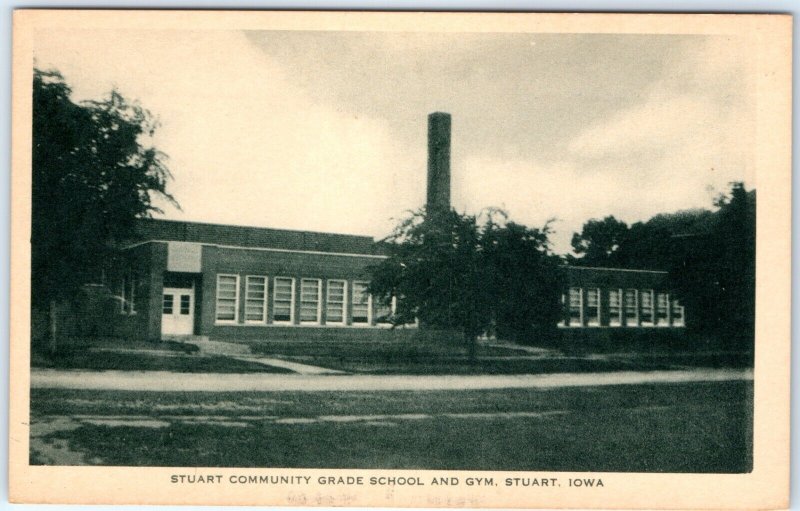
[101,112,685,342]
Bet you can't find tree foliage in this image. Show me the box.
[669,183,755,344]
[570,182,755,345]
[570,216,629,267]
[32,68,176,309]
[369,208,562,351]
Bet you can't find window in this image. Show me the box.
[119,273,136,314]
[568,287,582,326]
[640,289,654,325]
[215,274,239,323]
[656,293,669,326]
[326,280,347,325]
[352,281,371,325]
[672,300,685,327]
[120,276,127,314]
[586,288,600,326]
[245,276,268,323]
[300,279,322,324]
[127,276,136,314]
[624,289,638,326]
[273,277,295,323]
[162,294,174,315]
[180,294,191,315]
[375,296,396,326]
[608,289,622,326]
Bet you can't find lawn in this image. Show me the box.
[245,339,753,375]
[30,336,753,375]
[32,350,291,373]
[30,381,752,472]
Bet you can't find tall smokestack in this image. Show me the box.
[426,112,451,217]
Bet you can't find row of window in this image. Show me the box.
[215,274,395,326]
[561,288,685,327]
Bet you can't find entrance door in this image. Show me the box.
[162,287,194,336]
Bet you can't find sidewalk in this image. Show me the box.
[31,367,753,392]
[190,339,344,374]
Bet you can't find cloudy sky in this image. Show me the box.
[33,29,755,253]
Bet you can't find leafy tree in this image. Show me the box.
[32,68,177,351]
[570,216,629,267]
[568,183,755,347]
[571,209,719,272]
[480,216,563,344]
[669,183,755,345]
[369,208,561,357]
[618,209,714,271]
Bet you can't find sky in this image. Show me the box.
[33,29,755,254]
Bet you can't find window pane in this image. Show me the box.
[120,278,127,314]
[245,276,267,322]
[568,287,582,324]
[326,280,346,324]
[352,282,370,324]
[656,293,669,324]
[273,278,294,322]
[300,279,321,323]
[162,294,173,315]
[609,289,622,325]
[180,295,191,315]
[586,288,599,326]
[640,290,654,324]
[216,275,238,322]
[672,300,685,326]
[624,289,638,323]
[127,277,136,314]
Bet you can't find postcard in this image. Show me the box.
[9,9,791,509]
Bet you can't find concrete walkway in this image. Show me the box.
[190,339,344,374]
[246,357,345,374]
[31,368,752,392]
[484,339,559,356]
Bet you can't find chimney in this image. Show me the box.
[426,112,451,217]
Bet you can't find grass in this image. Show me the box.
[246,339,517,358]
[34,336,200,354]
[245,338,753,375]
[32,350,291,373]
[30,381,752,472]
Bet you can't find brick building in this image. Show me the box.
[97,112,684,342]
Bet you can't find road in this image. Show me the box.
[31,367,752,392]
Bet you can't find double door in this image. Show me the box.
[161,286,194,336]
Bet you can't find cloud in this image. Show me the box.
[34,29,423,237]
[33,30,755,256]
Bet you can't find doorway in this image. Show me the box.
[161,286,195,336]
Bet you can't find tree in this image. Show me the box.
[368,208,562,357]
[481,217,563,344]
[669,183,755,346]
[571,209,718,271]
[32,68,177,352]
[570,216,629,267]
[618,209,714,271]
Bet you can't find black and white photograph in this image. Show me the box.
[9,9,791,509]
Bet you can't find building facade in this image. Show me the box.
[110,219,411,341]
[90,112,685,342]
[560,266,684,329]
